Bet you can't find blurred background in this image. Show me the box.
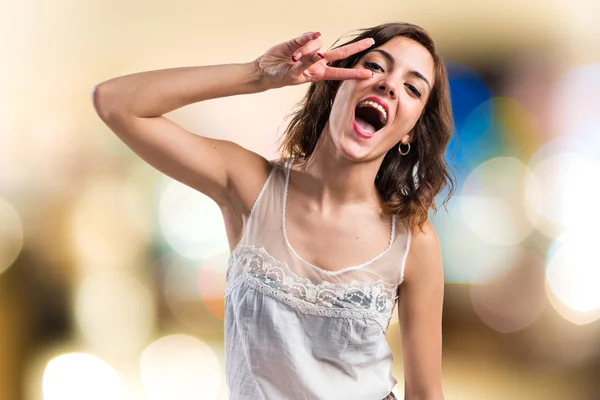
[1,0,599,399]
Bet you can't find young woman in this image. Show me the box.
[93,22,453,400]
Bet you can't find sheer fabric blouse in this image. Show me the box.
[224,159,411,400]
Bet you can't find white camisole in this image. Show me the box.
[224,159,411,400]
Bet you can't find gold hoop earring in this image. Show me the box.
[399,142,410,156]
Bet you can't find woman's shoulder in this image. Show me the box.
[410,220,440,248]
[395,217,439,247]
[403,220,443,283]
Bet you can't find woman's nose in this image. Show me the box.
[377,80,396,99]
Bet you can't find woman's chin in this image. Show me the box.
[325,129,386,163]
[337,142,378,163]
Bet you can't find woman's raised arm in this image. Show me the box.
[91,32,374,209]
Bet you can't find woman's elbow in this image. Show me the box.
[91,80,127,122]
[91,82,114,121]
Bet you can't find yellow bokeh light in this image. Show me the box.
[546,238,600,325]
[69,176,151,274]
[75,272,155,356]
[42,353,123,400]
[493,97,544,160]
[140,334,221,400]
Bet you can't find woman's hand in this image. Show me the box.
[255,31,375,89]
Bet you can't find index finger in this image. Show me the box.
[321,66,373,81]
[324,38,376,62]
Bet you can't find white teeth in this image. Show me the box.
[357,100,388,126]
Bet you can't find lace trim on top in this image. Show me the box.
[227,245,397,330]
[282,158,396,276]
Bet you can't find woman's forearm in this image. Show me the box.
[92,61,267,120]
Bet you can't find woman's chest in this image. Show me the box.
[284,205,393,272]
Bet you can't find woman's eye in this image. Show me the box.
[405,83,422,98]
[364,61,384,72]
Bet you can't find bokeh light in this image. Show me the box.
[551,64,600,147]
[140,334,221,400]
[469,249,546,333]
[158,178,229,260]
[0,197,24,275]
[459,157,539,247]
[163,256,224,334]
[197,253,228,320]
[75,272,155,355]
[447,62,493,135]
[433,201,516,283]
[546,237,600,325]
[454,99,501,172]
[69,176,151,273]
[42,353,123,400]
[446,63,492,175]
[0,116,22,190]
[492,97,543,161]
[527,144,600,239]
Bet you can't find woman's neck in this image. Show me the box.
[291,130,384,213]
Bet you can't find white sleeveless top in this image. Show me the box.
[224,159,412,400]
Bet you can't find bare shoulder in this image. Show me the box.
[411,220,441,252]
[404,220,443,284]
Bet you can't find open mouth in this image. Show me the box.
[354,99,388,136]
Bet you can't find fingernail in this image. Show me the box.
[317,52,325,59]
[292,53,302,62]
[369,38,375,45]
[315,32,321,37]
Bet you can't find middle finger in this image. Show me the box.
[324,38,376,62]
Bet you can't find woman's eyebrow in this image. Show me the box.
[409,70,431,91]
[371,48,431,91]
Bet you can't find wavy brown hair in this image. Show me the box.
[278,22,455,231]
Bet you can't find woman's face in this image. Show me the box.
[328,36,435,162]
